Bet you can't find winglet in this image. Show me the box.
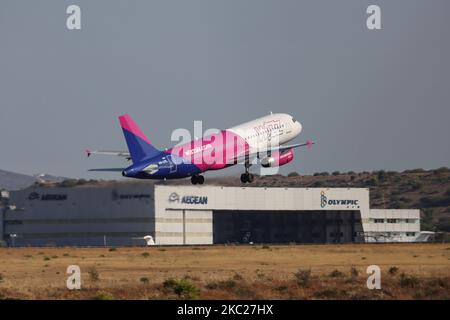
[86,149,91,157]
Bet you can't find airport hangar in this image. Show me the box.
[0,184,423,247]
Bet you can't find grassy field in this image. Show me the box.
[0,243,449,300]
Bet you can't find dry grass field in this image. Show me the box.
[0,243,449,300]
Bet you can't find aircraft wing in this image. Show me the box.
[263,140,315,153]
[86,149,131,160]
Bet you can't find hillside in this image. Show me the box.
[26,167,450,233]
[0,169,67,191]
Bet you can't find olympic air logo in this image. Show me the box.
[320,191,359,208]
[320,191,327,208]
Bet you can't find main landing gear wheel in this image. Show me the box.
[240,155,254,183]
[240,173,254,183]
[191,175,205,185]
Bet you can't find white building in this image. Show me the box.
[1,184,429,247]
[154,186,426,245]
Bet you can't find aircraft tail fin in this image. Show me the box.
[118,114,161,163]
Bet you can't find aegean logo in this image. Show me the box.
[181,195,208,205]
[168,192,208,205]
[28,192,40,200]
[168,192,180,203]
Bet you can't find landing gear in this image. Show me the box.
[240,173,254,183]
[191,175,204,185]
[240,157,254,183]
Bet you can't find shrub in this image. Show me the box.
[311,181,324,188]
[163,278,200,299]
[140,277,149,284]
[43,257,51,261]
[365,178,378,187]
[329,269,345,278]
[0,273,3,282]
[294,269,311,287]
[94,292,114,300]
[399,273,420,288]
[275,285,288,292]
[404,168,425,174]
[313,288,344,299]
[350,267,359,278]
[377,170,388,182]
[108,248,117,252]
[233,273,243,281]
[88,267,100,282]
[388,266,399,276]
[141,252,150,258]
[420,196,450,208]
[206,279,237,290]
[262,245,270,249]
[288,172,299,177]
[332,171,340,176]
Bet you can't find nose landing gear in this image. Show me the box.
[191,175,205,185]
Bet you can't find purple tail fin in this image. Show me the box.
[119,114,161,163]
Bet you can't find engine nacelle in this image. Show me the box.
[261,148,294,168]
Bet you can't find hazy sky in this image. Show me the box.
[1,0,449,179]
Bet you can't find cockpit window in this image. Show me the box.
[292,117,297,123]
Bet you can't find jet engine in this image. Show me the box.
[261,148,294,167]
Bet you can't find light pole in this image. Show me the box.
[10,233,17,247]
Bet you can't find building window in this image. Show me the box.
[387,219,397,223]
[373,219,385,223]
[406,232,416,237]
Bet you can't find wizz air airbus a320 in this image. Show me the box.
[87,113,314,184]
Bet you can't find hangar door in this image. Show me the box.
[213,210,362,244]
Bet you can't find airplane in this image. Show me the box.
[87,113,314,184]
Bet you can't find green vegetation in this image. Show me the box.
[163,278,200,299]
[94,292,114,300]
[399,273,420,288]
[294,269,311,287]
